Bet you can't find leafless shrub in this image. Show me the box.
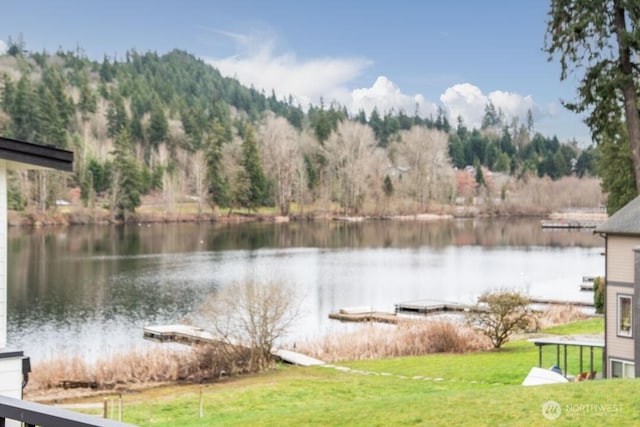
[497,175,603,215]
[199,280,302,371]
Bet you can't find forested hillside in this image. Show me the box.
[0,43,600,221]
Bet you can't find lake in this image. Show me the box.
[7,218,604,363]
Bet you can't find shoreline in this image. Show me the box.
[7,205,607,228]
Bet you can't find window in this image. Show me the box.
[611,359,635,378]
[617,295,632,337]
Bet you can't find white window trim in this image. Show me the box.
[617,294,633,338]
[610,358,635,379]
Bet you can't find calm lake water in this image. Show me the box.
[7,219,604,363]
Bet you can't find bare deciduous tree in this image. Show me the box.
[467,289,535,349]
[258,113,304,216]
[388,127,454,212]
[323,121,377,215]
[200,280,301,371]
[191,150,208,217]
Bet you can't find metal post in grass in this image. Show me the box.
[119,394,122,422]
[103,398,108,419]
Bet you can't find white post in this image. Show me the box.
[0,162,6,349]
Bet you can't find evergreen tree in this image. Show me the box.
[41,65,74,130]
[106,93,128,137]
[77,71,97,120]
[148,102,168,147]
[313,108,332,143]
[205,120,230,208]
[546,0,640,192]
[475,161,486,188]
[239,124,268,211]
[368,107,383,142]
[111,128,141,219]
[35,85,67,147]
[598,128,637,214]
[481,101,501,129]
[383,175,394,197]
[100,55,114,82]
[448,134,466,169]
[9,75,36,140]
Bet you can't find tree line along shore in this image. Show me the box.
[0,42,605,226]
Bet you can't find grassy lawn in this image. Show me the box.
[67,318,640,426]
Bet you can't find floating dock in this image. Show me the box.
[329,297,595,325]
[144,324,324,367]
[580,276,596,292]
[541,220,599,229]
[394,300,475,315]
[143,324,219,345]
[328,310,399,324]
[529,298,594,308]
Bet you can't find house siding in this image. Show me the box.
[606,284,635,371]
[607,236,640,283]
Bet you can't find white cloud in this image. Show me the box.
[206,30,371,108]
[351,76,438,118]
[0,40,6,55]
[440,83,538,129]
[205,30,550,134]
[440,83,487,129]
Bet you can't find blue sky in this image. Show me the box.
[0,0,590,143]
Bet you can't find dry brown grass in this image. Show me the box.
[535,304,588,330]
[26,345,257,394]
[297,319,491,363]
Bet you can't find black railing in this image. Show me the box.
[0,395,133,427]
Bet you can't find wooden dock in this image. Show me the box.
[272,349,325,366]
[541,220,599,229]
[328,310,399,324]
[143,324,220,345]
[529,298,594,308]
[580,276,595,292]
[144,324,324,367]
[394,300,475,315]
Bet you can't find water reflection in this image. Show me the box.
[7,219,603,362]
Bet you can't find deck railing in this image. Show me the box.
[0,395,133,427]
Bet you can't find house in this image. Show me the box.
[595,195,640,378]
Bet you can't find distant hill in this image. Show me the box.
[0,44,600,221]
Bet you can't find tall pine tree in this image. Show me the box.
[111,128,141,219]
[238,123,268,211]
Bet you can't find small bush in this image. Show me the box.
[593,277,605,314]
[467,289,535,349]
